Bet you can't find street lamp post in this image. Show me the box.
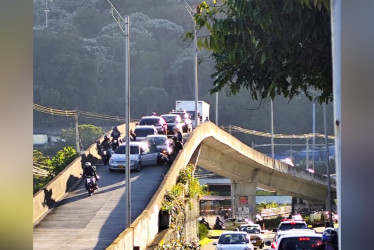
[184,0,199,128]
[107,0,131,228]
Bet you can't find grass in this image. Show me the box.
[199,237,213,247]
[199,230,225,247]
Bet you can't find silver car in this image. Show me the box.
[109,141,158,172]
[213,231,254,250]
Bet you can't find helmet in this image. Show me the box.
[173,126,179,132]
[322,227,338,244]
[85,162,91,168]
[113,126,118,131]
[104,134,110,140]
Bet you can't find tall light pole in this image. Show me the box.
[44,1,50,28]
[330,1,341,247]
[271,99,275,167]
[107,0,131,228]
[184,0,199,128]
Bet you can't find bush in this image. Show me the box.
[199,223,209,240]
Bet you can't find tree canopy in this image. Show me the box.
[189,0,332,103]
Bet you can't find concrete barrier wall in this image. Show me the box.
[33,123,134,225]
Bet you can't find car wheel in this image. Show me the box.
[109,168,114,172]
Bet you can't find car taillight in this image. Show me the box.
[290,221,296,225]
[271,242,277,249]
[299,237,310,241]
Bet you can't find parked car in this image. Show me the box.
[223,217,250,230]
[134,125,158,141]
[169,110,192,133]
[160,114,184,137]
[213,231,254,250]
[137,116,167,135]
[237,224,265,249]
[265,231,323,250]
[108,141,158,172]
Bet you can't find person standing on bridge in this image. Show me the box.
[173,126,183,144]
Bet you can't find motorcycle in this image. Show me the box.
[112,138,120,151]
[100,148,110,165]
[213,223,225,230]
[85,176,96,196]
[96,141,111,165]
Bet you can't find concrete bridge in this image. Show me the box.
[33,122,335,250]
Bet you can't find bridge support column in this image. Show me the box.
[231,170,258,221]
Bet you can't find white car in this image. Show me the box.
[237,224,264,249]
[223,217,250,230]
[108,141,159,172]
[213,231,254,250]
[265,231,322,250]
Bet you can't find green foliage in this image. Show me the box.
[33,147,78,194]
[159,164,208,248]
[262,215,283,229]
[199,223,209,240]
[61,124,103,150]
[191,0,332,104]
[49,147,78,177]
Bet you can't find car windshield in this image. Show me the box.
[115,145,139,154]
[139,118,160,126]
[135,128,155,137]
[147,137,166,146]
[161,115,178,123]
[218,234,249,244]
[279,223,308,231]
[171,112,188,119]
[239,227,259,233]
[278,236,323,250]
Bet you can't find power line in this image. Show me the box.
[33,103,134,122]
[221,125,335,140]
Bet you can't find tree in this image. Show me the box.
[188,0,332,104]
[61,124,103,150]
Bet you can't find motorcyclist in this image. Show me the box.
[111,126,121,140]
[322,227,338,250]
[111,126,121,150]
[215,216,224,229]
[173,126,183,144]
[199,217,211,230]
[83,162,99,189]
[100,134,112,151]
[168,136,183,163]
[98,134,112,161]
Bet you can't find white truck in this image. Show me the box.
[175,100,210,128]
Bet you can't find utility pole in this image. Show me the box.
[107,0,131,228]
[184,0,199,129]
[324,104,334,227]
[74,108,81,154]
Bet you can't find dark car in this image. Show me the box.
[169,110,192,133]
[138,116,167,135]
[161,114,184,137]
[134,125,158,141]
